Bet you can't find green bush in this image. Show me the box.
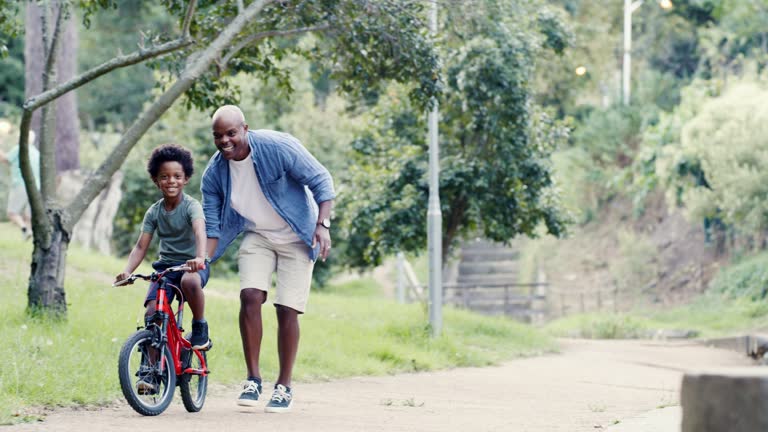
[708,251,768,300]
[655,80,768,239]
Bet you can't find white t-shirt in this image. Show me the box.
[229,156,300,244]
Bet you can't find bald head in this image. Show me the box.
[212,105,246,126]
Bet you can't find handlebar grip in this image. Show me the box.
[112,277,134,287]
[167,265,192,272]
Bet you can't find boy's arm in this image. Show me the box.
[115,232,152,283]
[186,218,207,272]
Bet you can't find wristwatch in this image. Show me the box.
[318,218,331,229]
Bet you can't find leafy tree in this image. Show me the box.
[338,1,571,268]
[4,0,439,317]
[0,0,20,57]
[78,1,175,129]
[572,105,644,168]
[0,34,23,114]
[656,80,768,236]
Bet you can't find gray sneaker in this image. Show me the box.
[265,384,292,413]
[237,379,262,407]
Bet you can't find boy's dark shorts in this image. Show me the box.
[144,260,210,306]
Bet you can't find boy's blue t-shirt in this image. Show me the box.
[142,193,205,264]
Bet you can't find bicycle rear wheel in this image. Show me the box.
[118,329,176,416]
[179,349,208,412]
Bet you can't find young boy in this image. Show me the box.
[115,144,211,354]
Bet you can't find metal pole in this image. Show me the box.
[623,0,632,106]
[427,0,442,337]
[396,252,406,303]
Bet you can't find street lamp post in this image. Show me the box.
[427,0,442,338]
[623,0,673,105]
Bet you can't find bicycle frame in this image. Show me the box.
[144,269,209,378]
[116,264,210,416]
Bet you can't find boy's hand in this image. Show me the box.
[115,272,132,285]
[186,257,206,272]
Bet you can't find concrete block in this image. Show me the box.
[682,368,768,432]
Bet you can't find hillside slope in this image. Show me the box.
[521,191,723,318]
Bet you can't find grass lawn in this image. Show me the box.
[545,296,768,339]
[0,223,554,424]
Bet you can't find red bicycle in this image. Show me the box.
[114,264,211,416]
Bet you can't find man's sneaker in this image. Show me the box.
[189,320,210,350]
[265,384,292,413]
[237,379,262,407]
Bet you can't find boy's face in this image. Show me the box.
[212,113,249,161]
[153,161,189,199]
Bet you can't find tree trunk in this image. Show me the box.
[25,0,80,172]
[27,212,69,317]
[24,1,44,138]
[55,10,80,172]
[442,197,468,264]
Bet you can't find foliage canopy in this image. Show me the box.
[338,1,572,268]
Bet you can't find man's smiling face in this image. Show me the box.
[212,113,250,161]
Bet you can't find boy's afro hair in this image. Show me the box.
[147,144,195,179]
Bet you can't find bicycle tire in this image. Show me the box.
[179,348,208,412]
[118,329,176,416]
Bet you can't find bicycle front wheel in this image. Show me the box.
[118,329,176,416]
[179,349,208,412]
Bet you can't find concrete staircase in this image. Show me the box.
[445,239,542,322]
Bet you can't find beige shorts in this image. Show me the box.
[238,232,315,313]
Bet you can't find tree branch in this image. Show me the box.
[24,37,194,112]
[40,1,51,60]
[220,24,331,71]
[18,111,47,242]
[181,0,197,37]
[42,1,66,76]
[64,0,275,231]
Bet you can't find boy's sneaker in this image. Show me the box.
[137,377,157,395]
[265,384,292,413]
[189,320,210,350]
[136,368,158,395]
[237,379,262,407]
[136,363,158,395]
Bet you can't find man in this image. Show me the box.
[0,131,40,239]
[202,105,334,413]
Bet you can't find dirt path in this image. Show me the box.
[5,339,752,432]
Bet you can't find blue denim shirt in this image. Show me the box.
[201,129,335,261]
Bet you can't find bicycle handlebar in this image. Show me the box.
[112,265,192,287]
